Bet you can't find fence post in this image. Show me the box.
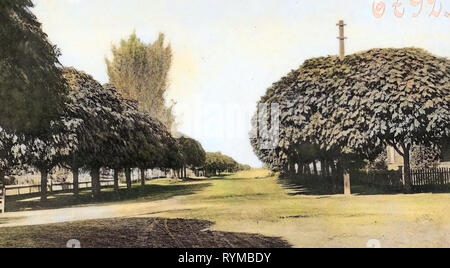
[399,165,405,189]
[344,171,351,196]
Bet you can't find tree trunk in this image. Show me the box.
[72,167,79,197]
[0,170,5,187]
[403,146,412,193]
[313,161,318,176]
[40,169,48,202]
[114,169,119,193]
[90,168,101,199]
[0,170,5,213]
[184,165,187,179]
[125,168,132,190]
[140,168,146,186]
[331,161,338,176]
[331,161,338,192]
[320,160,325,178]
[306,164,311,175]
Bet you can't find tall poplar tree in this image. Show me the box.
[106,32,175,131]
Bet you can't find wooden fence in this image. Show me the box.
[410,168,450,191]
[351,168,450,192]
[350,170,403,190]
[5,180,115,197]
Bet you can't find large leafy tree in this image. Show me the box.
[0,0,66,134]
[106,32,175,131]
[63,71,180,195]
[111,88,176,187]
[204,152,240,176]
[61,68,127,198]
[251,48,450,192]
[26,119,79,201]
[0,128,27,186]
[177,137,206,179]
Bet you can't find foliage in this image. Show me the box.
[238,164,252,171]
[177,137,206,168]
[0,0,66,134]
[204,152,240,175]
[26,119,79,173]
[0,128,27,175]
[251,48,450,187]
[411,145,441,169]
[106,32,176,131]
[62,68,127,171]
[110,84,180,171]
[366,150,388,171]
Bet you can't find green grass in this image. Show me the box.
[154,170,450,248]
[3,170,450,247]
[6,179,210,212]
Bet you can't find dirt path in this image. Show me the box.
[0,195,196,227]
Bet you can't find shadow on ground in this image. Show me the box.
[279,177,404,196]
[6,182,211,213]
[0,218,291,248]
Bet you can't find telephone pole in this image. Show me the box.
[337,20,347,60]
[337,20,351,195]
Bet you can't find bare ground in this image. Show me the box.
[0,217,290,248]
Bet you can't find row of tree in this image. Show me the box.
[3,64,252,200]
[251,48,450,191]
[204,152,250,176]
[1,67,183,201]
[0,1,253,202]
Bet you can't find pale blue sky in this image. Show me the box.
[33,0,450,167]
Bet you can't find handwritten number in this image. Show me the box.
[410,0,423,17]
[393,0,405,18]
[428,0,443,17]
[373,1,387,18]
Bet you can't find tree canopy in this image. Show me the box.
[251,48,450,189]
[204,152,241,176]
[61,68,179,195]
[178,137,206,169]
[0,0,66,134]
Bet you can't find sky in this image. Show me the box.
[32,0,450,167]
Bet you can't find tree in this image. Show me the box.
[238,164,252,171]
[177,137,206,179]
[251,48,450,192]
[106,32,176,131]
[26,119,79,201]
[411,145,441,169]
[127,108,168,186]
[204,152,240,176]
[104,84,180,188]
[61,68,127,198]
[0,128,27,188]
[0,0,66,134]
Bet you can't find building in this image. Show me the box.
[441,146,450,168]
[386,146,404,171]
[387,144,450,170]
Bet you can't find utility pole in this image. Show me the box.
[337,20,347,60]
[337,20,351,196]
